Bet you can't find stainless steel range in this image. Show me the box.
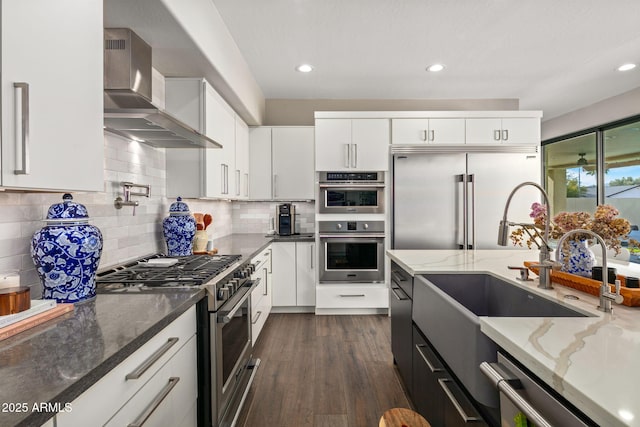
[97,253,261,427]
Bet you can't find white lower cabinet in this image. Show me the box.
[271,242,315,308]
[105,336,197,427]
[56,307,197,427]
[316,284,388,309]
[40,418,54,427]
[251,246,272,346]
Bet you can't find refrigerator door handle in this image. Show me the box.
[457,173,468,250]
[468,174,475,250]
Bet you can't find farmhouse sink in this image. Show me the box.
[412,273,589,409]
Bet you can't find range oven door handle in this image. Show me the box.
[217,279,260,324]
[480,362,553,427]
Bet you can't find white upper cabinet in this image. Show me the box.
[391,118,465,144]
[165,78,240,199]
[466,117,540,144]
[248,127,272,200]
[272,127,314,200]
[235,117,249,199]
[249,127,314,200]
[1,0,103,191]
[315,118,389,171]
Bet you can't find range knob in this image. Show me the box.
[363,223,369,230]
[217,286,230,301]
[336,223,343,230]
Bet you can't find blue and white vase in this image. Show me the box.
[162,197,196,256]
[559,239,596,277]
[31,194,103,303]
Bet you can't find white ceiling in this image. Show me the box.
[211,0,640,120]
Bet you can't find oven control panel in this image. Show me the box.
[318,220,385,234]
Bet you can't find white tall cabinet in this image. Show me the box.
[1,0,103,191]
[248,127,315,200]
[165,78,240,199]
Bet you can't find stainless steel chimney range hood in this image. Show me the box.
[104,28,221,149]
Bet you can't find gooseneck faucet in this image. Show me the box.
[498,182,556,289]
[555,229,623,313]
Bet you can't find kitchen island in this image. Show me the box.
[387,249,640,427]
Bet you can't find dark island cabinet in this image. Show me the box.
[390,262,414,392]
[412,325,488,427]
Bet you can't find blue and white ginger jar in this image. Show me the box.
[162,197,196,257]
[559,239,596,277]
[31,194,103,303]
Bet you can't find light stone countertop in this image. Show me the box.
[386,249,640,427]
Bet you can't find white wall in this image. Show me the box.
[542,87,640,140]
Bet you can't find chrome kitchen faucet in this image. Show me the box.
[498,181,558,289]
[555,229,623,313]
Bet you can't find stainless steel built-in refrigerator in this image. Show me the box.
[392,148,541,249]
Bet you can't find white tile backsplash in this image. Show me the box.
[232,201,315,234]
[0,134,237,298]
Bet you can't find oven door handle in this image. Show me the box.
[319,183,385,189]
[217,279,260,324]
[319,233,386,239]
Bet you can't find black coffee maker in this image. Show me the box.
[276,203,296,236]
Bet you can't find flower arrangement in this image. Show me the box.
[510,203,634,255]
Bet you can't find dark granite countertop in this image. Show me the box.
[214,233,315,260]
[0,233,313,426]
[0,290,204,427]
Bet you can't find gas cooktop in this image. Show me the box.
[96,254,242,292]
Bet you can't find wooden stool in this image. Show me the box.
[379,408,431,427]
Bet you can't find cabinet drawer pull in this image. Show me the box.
[480,362,552,427]
[125,337,179,380]
[493,129,501,141]
[252,310,263,324]
[390,270,407,283]
[437,378,482,423]
[351,143,358,168]
[344,144,350,168]
[339,294,365,297]
[13,82,30,175]
[236,169,241,196]
[429,129,435,141]
[263,267,268,296]
[415,344,443,373]
[502,129,509,141]
[390,286,408,301]
[127,377,180,427]
[422,130,427,141]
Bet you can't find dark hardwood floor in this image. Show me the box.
[236,314,412,427]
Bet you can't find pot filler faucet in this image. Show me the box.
[498,182,557,290]
[555,229,623,313]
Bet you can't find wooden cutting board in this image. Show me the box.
[0,303,74,341]
[0,286,30,315]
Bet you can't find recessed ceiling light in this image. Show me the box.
[427,64,445,72]
[617,63,636,71]
[296,64,314,73]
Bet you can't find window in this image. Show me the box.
[543,116,640,263]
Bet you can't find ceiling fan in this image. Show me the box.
[577,152,588,166]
